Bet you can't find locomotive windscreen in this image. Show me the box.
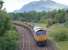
[36,30,46,35]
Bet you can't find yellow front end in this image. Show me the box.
[34,35,47,42]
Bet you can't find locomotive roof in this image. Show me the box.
[33,26,47,32]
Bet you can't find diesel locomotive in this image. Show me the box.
[33,26,48,47]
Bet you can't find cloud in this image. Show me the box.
[3,0,68,12]
[52,0,68,5]
[3,0,39,12]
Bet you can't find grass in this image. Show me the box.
[48,24,68,50]
[37,23,68,50]
[34,23,47,27]
[58,41,68,50]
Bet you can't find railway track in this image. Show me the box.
[13,22,58,50]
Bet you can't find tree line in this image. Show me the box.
[0,0,18,50]
[9,9,68,27]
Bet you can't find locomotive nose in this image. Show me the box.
[33,26,48,47]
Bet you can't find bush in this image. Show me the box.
[0,30,19,50]
[53,31,68,41]
[49,24,68,41]
[0,10,19,50]
[0,10,11,36]
[64,21,68,28]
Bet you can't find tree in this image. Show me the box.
[0,0,4,9]
[0,10,11,36]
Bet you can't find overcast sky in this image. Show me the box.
[3,0,68,12]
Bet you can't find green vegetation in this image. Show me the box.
[9,9,68,27]
[0,1,19,50]
[0,10,11,36]
[58,41,68,50]
[9,9,68,50]
[0,11,19,50]
[0,29,18,50]
[40,23,68,50]
[0,0,68,50]
[3,9,68,50]
[48,24,68,41]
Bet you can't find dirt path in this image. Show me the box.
[15,25,58,50]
